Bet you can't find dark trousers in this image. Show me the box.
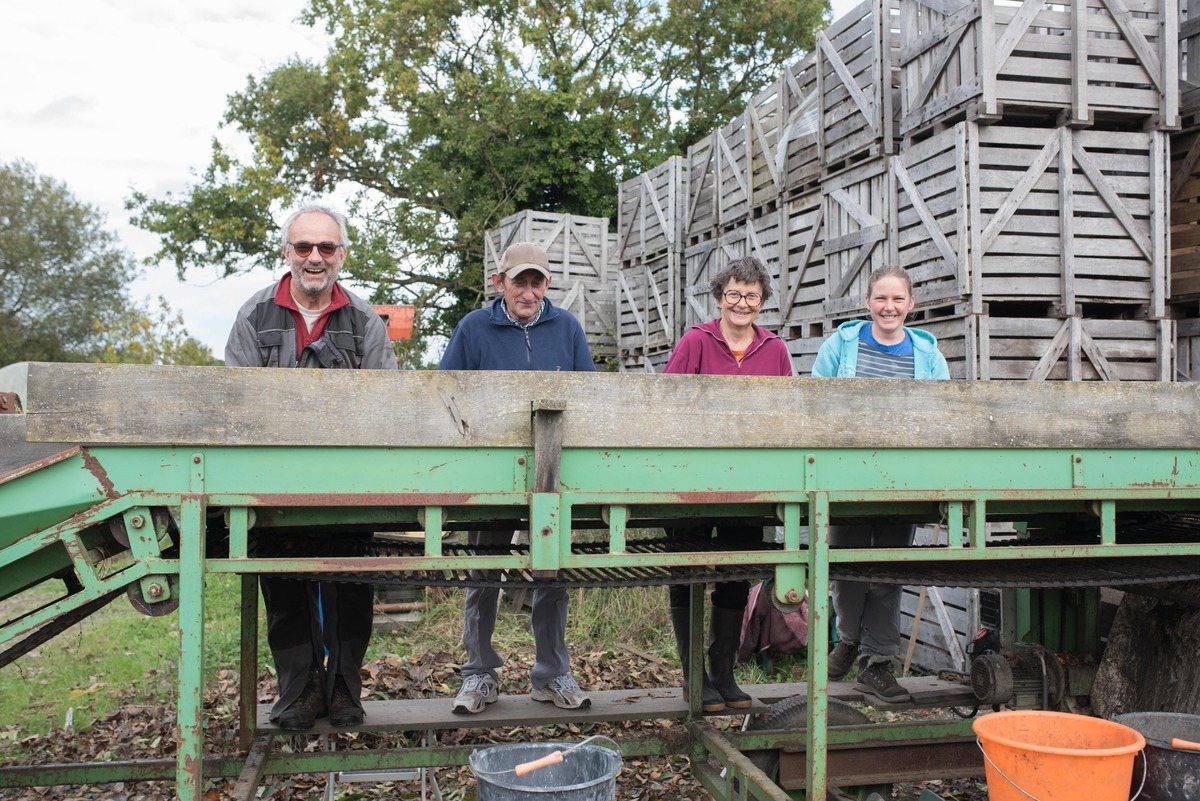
[262,577,373,719]
[668,524,761,610]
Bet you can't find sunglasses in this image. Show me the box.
[289,241,343,258]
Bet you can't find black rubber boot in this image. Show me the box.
[708,606,753,709]
[276,668,328,730]
[670,607,725,713]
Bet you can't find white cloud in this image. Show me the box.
[1,0,327,355]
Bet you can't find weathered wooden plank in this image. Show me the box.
[6,361,1199,449]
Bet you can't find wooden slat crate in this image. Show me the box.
[898,0,1180,135]
[823,158,895,318]
[896,123,1168,315]
[818,0,901,172]
[912,305,1173,380]
[617,156,687,263]
[1170,127,1200,299]
[781,52,823,196]
[785,335,825,377]
[1184,0,1200,123]
[893,124,972,309]
[483,210,619,366]
[745,79,789,208]
[975,125,1167,314]
[617,249,680,358]
[686,114,751,239]
[682,211,786,331]
[899,585,978,674]
[778,190,829,330]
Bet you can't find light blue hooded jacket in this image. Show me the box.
[812,320,950,379]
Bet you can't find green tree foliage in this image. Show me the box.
[0,160,216,366]
[93,297,219,366]
[129,0,825,350]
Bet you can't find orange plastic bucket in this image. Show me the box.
[974,710,1145,801]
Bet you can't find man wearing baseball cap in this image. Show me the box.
[438,241,595,713]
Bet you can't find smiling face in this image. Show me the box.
[716,277,764,338]
[865,274,915,345]
[284,211,346,309]
[491,269,550,324]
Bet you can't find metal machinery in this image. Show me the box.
[2,362,1200,800]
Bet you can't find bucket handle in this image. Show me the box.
[975,739,1147,801]
[475,735,622,778]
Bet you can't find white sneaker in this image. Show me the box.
[530,674,591,710]
[452,673,498,714]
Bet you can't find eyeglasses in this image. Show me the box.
[722,290,762,307]
[289,241,344,258]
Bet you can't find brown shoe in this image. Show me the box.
[853,658,911,703]
[329,675,364,727]
[828,640,859,681]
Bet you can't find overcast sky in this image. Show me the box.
[4,0,854,356]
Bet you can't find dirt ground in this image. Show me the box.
[1,647,992,800]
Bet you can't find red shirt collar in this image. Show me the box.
[273,273,351,351]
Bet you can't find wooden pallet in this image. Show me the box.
[898,0,1180,134]
[617,250,680,356]
[617,156,687,263]
[911,305,1173,380]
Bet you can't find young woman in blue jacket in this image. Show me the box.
[812,264,949,703]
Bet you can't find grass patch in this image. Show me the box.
[0,573,266,738]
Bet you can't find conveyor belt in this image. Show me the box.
[251,512,1200,589]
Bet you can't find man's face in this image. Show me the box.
[284,211,346,306]
[491,269,550,324]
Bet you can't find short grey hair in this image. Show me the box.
[709,256,772,303]
[279,204,350,249]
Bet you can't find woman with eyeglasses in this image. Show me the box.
[662,256,793,712]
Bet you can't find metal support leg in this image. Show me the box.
[177,487,207,800]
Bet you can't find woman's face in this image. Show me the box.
[865,275,914,343]
[717,278,764,332]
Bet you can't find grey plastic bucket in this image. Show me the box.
[470,741,621,801]
[1113,712,1200,801]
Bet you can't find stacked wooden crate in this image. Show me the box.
[1173,2,1200,377]
[483,210,619,369]
[887,0,1178,381]
[678,0,902,374]
[616,157,687,372]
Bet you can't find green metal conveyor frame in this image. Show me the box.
[2,362,1200,800]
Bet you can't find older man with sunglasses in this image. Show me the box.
[226,204,397,730]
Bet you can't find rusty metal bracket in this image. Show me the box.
[0,392,21,414]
